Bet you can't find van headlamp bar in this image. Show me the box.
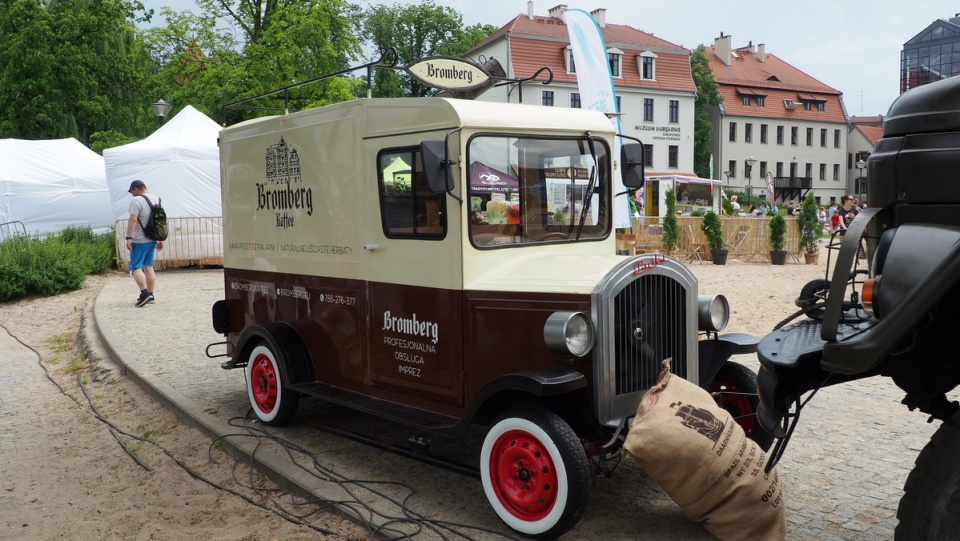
[544,311,596,357]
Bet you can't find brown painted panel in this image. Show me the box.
[369,282,463,406]
[463,291,592,403]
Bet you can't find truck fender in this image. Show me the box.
[226,323,316,387]
[464,367,598,438]
[698,332,760,389]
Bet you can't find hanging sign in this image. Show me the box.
[404,56,490,92]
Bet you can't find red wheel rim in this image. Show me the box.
[709,379,757,436]
[488,429,559,521]
[250,353,278,413]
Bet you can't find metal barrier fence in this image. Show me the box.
[115,216,223,271]
[617,215,802,263]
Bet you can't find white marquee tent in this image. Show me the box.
[104,105,223,268]
[104,105,222,219]
[0,138,113,236]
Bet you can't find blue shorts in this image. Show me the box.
[129,242,157,270]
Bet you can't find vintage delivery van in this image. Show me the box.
[211,95,766,538]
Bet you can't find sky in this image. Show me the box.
[143,0,955,117]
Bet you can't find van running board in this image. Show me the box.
[304,419,480,479]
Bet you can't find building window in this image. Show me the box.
[757,96,765,107]
[834,129,841,148]
[742,96,751,106]
[542,91,554,106]
[777,126,784,145]
[776,162,783,177]
[805,163,812,179]
[819,163,826,180]
[616,96,621,112]
[817,102,825,112]
[728,160,737,178]
[833,164,840,180]
[669,100,679,123]
[803,101,812,111]
[608,52,621,77]
[570,93,581,108]
[745,123,753,143]
[791,127,798,146]
[643,98,654,121]
[820,128,827,147]
[566,48,576,73]
[760,124,768,144]
[806,128,813,146]
[729,122,737,142]
[641,55,655,79]
[760,161,768,177]
[668,145,678,168]
[644,144,654,169]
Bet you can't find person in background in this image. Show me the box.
[125,180,164,307]
[628,190,641,218]
[730,195,741,214]
[836,194,856,235]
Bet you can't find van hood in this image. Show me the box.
[465,252,631,294]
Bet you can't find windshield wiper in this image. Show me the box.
[575,132,598,241]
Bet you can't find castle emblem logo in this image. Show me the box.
[256,137,313,229]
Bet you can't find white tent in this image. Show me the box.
[0,138,113,236]
[104,105,223,268]
[104,105,222,219]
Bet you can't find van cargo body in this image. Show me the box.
[212,96,763,538]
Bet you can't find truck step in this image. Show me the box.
[291,382,462,431]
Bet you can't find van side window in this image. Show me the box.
[378,148,446,239]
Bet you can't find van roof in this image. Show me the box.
[221,97,618,139]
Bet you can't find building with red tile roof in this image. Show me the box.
[705,34,849,206]
[467,3,697,179]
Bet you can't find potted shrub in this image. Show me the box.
[799,192,821,264]
[700,211,727,265]
[661,187,679,253]
[769,213,788,265]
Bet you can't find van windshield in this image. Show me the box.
[467,134,610,248]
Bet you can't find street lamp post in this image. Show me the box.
[745,156,756,203]
[856,159,867,201]
[150,99,172,126]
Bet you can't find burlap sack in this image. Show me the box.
[623,360,785,541]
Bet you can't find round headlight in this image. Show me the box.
[697,294,729,332]
[544,312,595,357]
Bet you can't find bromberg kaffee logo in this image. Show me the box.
[257,137,314,229]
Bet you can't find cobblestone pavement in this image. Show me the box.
[76,268,952,539]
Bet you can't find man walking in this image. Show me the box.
[125,180,164,307]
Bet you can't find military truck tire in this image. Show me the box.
[480,406,590,539]
[895,413,960,540]
[708,361,775,451]
[245,343,301,426]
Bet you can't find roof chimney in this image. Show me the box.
[715,33,732,67]
[590,8,606,27]
[548,4,568,21]
[528,1,535,19]
[757,43,766,64]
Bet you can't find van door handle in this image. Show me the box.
[363,244,379,251]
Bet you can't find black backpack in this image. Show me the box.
[138,195,169,241]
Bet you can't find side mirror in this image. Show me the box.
[420,140,454,193]
[621,142,644,188]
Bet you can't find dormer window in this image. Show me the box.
[565,46,576,73]
[638,51,657,80]
[608,48,623,77]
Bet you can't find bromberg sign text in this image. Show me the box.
[405,57,489,91]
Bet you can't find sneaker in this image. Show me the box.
[135,294,155,307]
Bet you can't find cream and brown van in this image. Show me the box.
[211,96,767,539]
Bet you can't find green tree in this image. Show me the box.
[662,188,679,252]
[0,0,157,143]
[363,1,495,97]
[691,46,722,179]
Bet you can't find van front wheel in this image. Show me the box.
[245,343,300,425]
[480,406,589,539]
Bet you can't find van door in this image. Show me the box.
[364,136,464,410]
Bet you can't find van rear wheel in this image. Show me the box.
[480,406,589,539]
[246,343,300,425]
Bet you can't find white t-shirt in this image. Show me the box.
[128,193,160,242]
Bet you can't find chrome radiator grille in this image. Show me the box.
[612,272,688,395]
